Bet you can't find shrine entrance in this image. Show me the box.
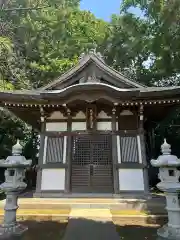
[71,134,114,193]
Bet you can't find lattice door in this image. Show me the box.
[71,134,113,193]
[71,135,91,192]
[90,135,113,193]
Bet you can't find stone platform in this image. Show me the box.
[0,194,167,224]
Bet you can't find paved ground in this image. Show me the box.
[62,207,163,240]
[63,218,120,240]
[63,209,119,240]
[18,219,160,240]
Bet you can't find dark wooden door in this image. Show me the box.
[71,134,113,193]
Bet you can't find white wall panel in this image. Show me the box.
[46,122,67,131]
[118,169,144,191]
[97,122,112,131]
[43,136,48,164]
[137,135,142,163]
[117,136,121,163]
[63,136,67,164]
[41,169,65,190]
[72,122,86,131]
[116,121,118,130]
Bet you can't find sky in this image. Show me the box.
[80,0,142,21]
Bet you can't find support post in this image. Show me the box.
[65,108,72,193]
[112,106,119,194]
[139,104,149,195]
[34,107,46,197]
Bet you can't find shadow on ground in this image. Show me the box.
[20,220,67,240]
[18,218,161,240]
[116,224,158,240]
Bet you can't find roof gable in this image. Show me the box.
[41,52,146,90]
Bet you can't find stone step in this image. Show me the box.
[0,197,166,215]
[0,208,167,217]
[69,209,112,220]
[0,207,167,225]
[0,197,165,204]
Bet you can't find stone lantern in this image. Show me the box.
[0,140,32,239]
[151,139,180,240]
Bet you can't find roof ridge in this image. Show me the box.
[90,54,146,88]
[39,52,146,90]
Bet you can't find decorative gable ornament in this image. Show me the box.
[79,48,105,63]
[120,110,134,116]
[87,74,100,83]
[79,77,86,83]
[97,110,111,119]
[79,52,85,61]
[79,70,100,84]
[47,111,66,120]
[72,111,86,119]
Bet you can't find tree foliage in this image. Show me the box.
[103,13,152,85]
[1,0,108,88]
[119,0,180,86]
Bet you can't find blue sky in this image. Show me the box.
[80,0,142,21]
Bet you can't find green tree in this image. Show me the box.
[120,0,180,86]
[1,0,108,88]
[102,13,152,85]
[17,8,108,87]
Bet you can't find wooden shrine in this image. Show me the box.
[1,52,180,197]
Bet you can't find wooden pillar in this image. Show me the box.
[35,107,46,196]
[139,104,149,195]
[65,108,72,193]
[112,106,119,194]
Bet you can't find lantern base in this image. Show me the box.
[157,224,180,240]
[0,223,28,239]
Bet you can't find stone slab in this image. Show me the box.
[0,196,167,225]
[69,209,112,220]
[63,218,120,240]
[0,196,166,214]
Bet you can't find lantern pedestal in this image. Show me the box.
[151,139,180,240]
[0,140,31,239]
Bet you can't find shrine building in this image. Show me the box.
[1,52,180,198]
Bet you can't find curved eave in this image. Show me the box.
[139,86,180,99]
[0,90,41,101]
[41,83,140,100]
[0,90,46,106]
[41,84,180,101]
[0,84,180,129]
[0,84,180,103]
